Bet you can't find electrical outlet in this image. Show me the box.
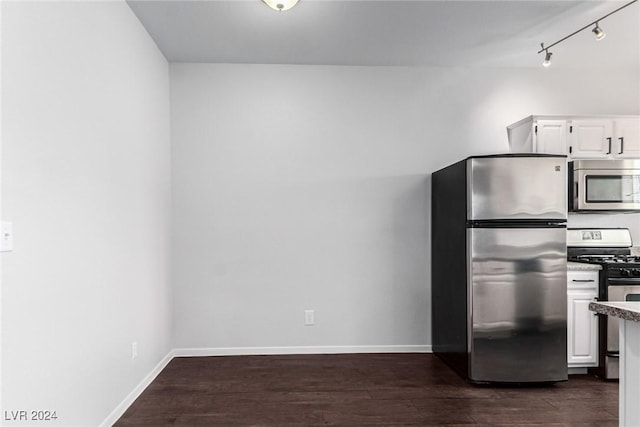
[131,342,138,360]
[1,222,13,252]
[304,310,315,326]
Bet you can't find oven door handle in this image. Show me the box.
[608,278,640,285]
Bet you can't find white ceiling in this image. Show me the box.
[127,0,640,68]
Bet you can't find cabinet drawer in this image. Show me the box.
[567,271,599,290]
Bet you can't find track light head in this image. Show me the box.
[262,0,299,11]
[543,50,552,67]
[592,23,606,40]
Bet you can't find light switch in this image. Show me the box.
[1,222,13,252]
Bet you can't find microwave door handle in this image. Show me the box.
[606,137,612,154]
[619,137,624,154]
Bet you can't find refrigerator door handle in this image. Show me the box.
[468,221,566,228]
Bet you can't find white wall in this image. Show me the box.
[170,63,640,351]
[0,0,4,416]
[1,2,171,426]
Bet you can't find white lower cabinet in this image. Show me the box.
[567,271,599,367]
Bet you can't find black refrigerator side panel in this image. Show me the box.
[431,159,468,379]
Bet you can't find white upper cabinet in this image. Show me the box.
[569,119,613,158]
[536,120,568,155]
[614,118,640,158]
[508,116,640,159]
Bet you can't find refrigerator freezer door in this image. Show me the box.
[468,156,567,221]
[468,226,568,383]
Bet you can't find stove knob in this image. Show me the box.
[633,269,640,277]
[620,269,631,277]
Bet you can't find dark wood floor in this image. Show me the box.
[114,353,618,426]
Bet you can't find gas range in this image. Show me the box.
[567,228,639,269]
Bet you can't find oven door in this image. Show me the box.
[573,168,640,211]
[606,279,640,355]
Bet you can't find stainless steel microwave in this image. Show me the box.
[569,159,640,212]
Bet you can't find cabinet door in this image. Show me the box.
[567,288,598,367]
[534,120,568,155]
[569,119,613,158]
[614,118,640,158]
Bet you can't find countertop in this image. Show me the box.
[567,261,602,271]
[589,302,640,323]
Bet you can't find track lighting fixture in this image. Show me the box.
[262,0,299,12]
[592,23,606,41]
[537,0,637,66]
[543,50,552,68]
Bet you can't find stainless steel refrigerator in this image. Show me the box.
[431,154,568,383]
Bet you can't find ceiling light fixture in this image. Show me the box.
[592,23,606,41]
[537,0,637,66]
[262,0,299,12]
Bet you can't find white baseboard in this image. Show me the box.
[100,349,174,427]
[173,345,432,357]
